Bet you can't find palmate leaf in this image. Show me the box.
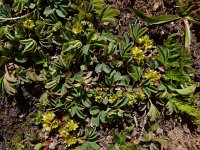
[156,46,169,66]
[85,128,98,142]
[20,39,37,53]
[45,80,57,89]
[134,8,181,24]
[112,130,126,145]
[129,22,148,41]
[129,67,143,82]
[55,53,75,69]
[99,6,119,25]
[69,105,86,119]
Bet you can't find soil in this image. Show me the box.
[0,87,38,149]
[0,0,200,150]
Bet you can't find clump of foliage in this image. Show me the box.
[134,0,200,50]
[0,0,199,149]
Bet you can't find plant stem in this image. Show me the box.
[183,18,191,51]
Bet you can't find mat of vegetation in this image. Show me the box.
[0,0,200,150]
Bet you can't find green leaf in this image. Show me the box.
[44,5,54,16]
[20,39,37,53]
[130,22,148,41]
[107,145,115,150]
[55,9,65,18]
[185,16,200,25]
[34,143,43,150]
[147,102,160,121]
[85,128,98,142]
[112,131,126,145]
[90,106,100,115]
[95,64,102,73]
[76,109,86,119]
[175,84,196,95]
[82,44,90,55]
[102,63,111,74]
[156,46,169,66]
[99,6,119,25]
[166,100,175,115]
[183,19,191,50]
[0,56,8,67]
[129,67,142,82]
[134,8,181,24]
[114,97,128,107]
[0,77,5,95]
[69,106,76,117]
[91,115,100,127]
[88,142,99,150]
[99,111,106,123]
[62,40,82,53]
[82,98,91,108]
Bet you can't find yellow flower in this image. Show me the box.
[108,95,118,104]
[67,120,78,131]
[91,33,98,41]
[143,70,161,84]
[42,119,59,132]
[43,123,51,132]
[132,47,145,62]
[65,136,78,146]
[125,93,137,106]
[72,25,82,34]
[23,19,35,29]
[59,126,70,137]
[43,112,55,122]
[51,119,60,129]
[138,35,153,49]
[136,88,146,100]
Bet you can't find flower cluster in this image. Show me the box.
[42,112,60,132]
[42,112,80,146]
[91,33,98,41]
[59,119,80,146]
[23,19,35,29]
[143,70,161,84]
[132,47,145,62]
[95,87,109,103]
[72,25,83,35]
[138,35,153,49]
[108,90,123,104]
[125,88,146,106]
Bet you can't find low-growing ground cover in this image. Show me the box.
[0,0,200,149]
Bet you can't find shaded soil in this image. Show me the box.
[0,87,38,149]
